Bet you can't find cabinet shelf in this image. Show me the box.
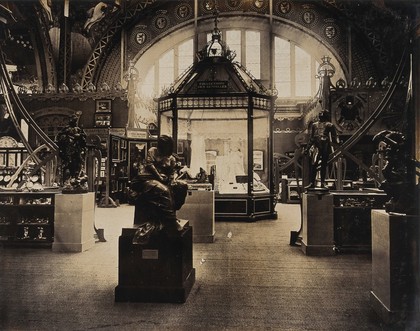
[17,223,50,226]
[0,191,57,247]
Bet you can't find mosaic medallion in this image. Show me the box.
[153,14,169,31]
[252,0,267,11]
[203,0,216,12]
[276,1,292,15]
[225,0,243,10]
[323,22,340,41]
[301,10,316,25]
[175,3,193,21]
[131,25,151,48]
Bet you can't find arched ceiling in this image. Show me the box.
[0,0,416,91]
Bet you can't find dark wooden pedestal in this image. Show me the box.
[301,192,335,256]
[370,210,419,324]
[115,226,195,303]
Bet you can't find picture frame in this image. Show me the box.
[100,158,106,178]
[96,99,111,112]
[128,141,147,180]
[95,113,111,127]
[253,150,263,170]
[177,141,184,154]
[205,150,218,173]
[111,137,120,162]
[121,150,127,162]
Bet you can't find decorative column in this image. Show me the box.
[123,59,139,128]
[317,55,335,113]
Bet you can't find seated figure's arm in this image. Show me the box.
[145,148,166,182]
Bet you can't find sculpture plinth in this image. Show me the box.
[52,192,95,252]
[115,225,195,303]
[300,192,335,256]
[370,210,419,324]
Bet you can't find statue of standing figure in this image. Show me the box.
[305,111,339,190]
[56,114,88,193]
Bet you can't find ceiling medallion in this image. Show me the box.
[276,1,292,15]
[203,0,216,12]
[301,10,316,25]
[153,11,170,32]
[131,26,150,47]
[175,3,193,20]
[252,0,267,11]
[323,21,340,40]
[135,31,147,45]
[325,25,337,39]
[225,0,243,10]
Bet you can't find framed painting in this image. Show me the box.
[253,150,263,170]
[96,100,111,112]
[111,137,120,162]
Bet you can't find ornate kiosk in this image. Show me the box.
[157,20,277,222]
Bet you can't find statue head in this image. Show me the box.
[318,111,329,122]
[157,135,174,157]
[69,114,79,127]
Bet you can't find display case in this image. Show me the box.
[177,184,215,242]
[106,135,157,205]
[108,135,128,203]
[157,22,277,221]
[332,190,388,252]
[0,191,57,247]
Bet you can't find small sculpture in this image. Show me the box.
[196,167,208,183]
[304,111,339,191]
[373,130,417,214]
[56,114,88,193]
[130,135,188,242]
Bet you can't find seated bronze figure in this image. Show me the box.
[373,130,418,214]
[130,135,188,242]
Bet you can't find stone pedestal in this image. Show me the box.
[52,193,95,253]
[301,192,334,255]
[177,189,215,243]
[115,226,195,303]
[370,210,419,324]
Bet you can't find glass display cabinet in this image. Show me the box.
[157,19,277,221]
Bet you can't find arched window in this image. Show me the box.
[139,65,155,97]
[158,49,174,93]
[274,36,319,99]
[245,30,260,79]
[295,46,311,97]
[274,38,291,97]
[226,30,241,62]
[178,39,194,74]
[136,30,341,102]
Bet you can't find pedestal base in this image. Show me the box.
[177,189,215,243]
[52,193,95,253]
[300,241,335,256]
[115,268,195,303]
[300,192,334,256]
[115,226,195,303]
[370,210,419,324]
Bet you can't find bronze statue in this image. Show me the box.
[305,111,339,190]
[130,135,188,241]
[56,114,88,193]
[373,130,418,214]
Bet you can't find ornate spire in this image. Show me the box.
[197,5,235,61]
